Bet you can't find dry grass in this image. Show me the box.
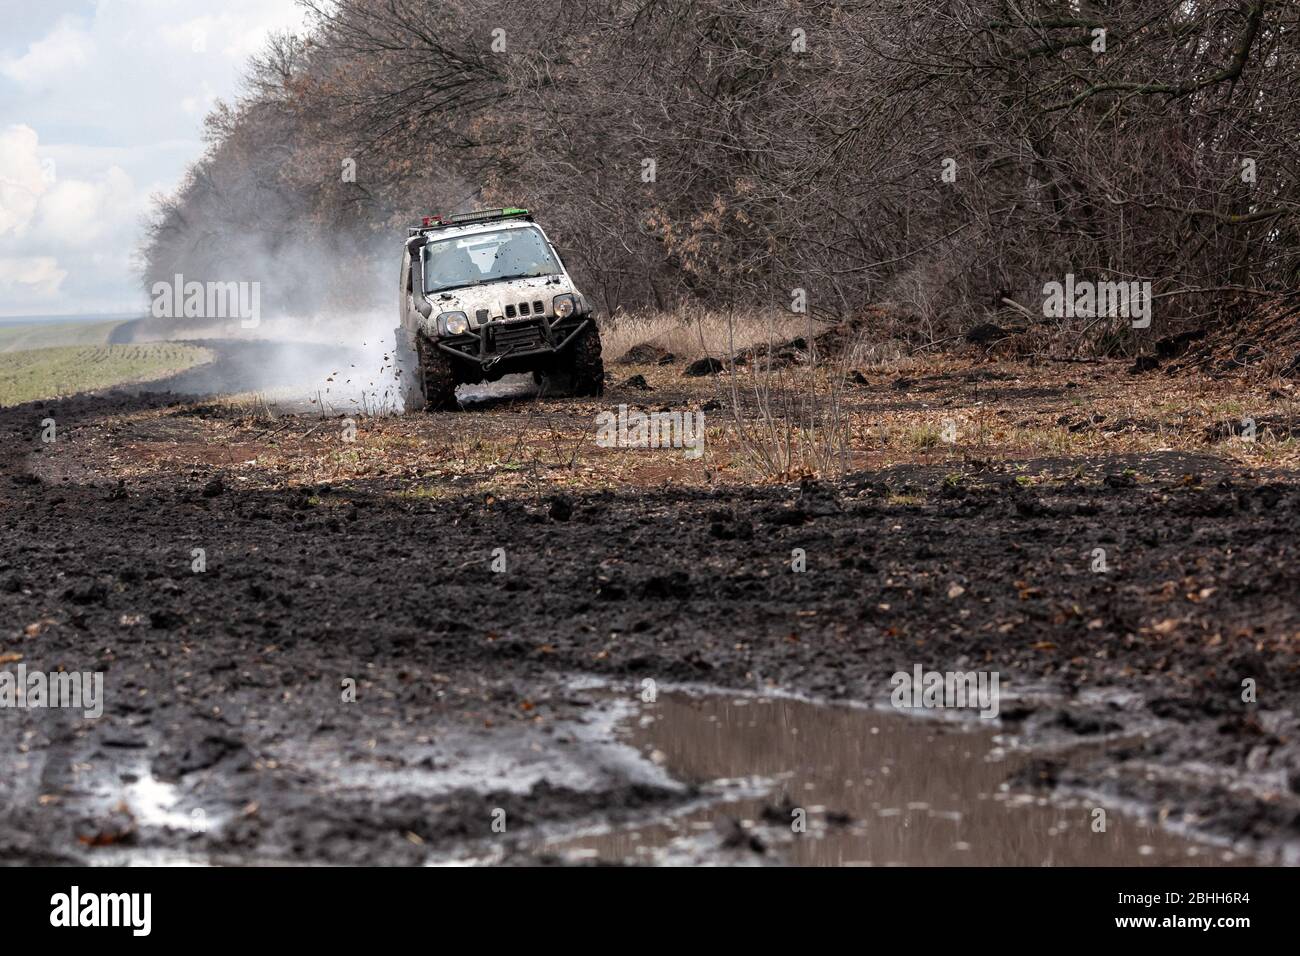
[28,312,1300,498]
[600,305,821,363]
[725,353,855,481]
[601,306,863,481]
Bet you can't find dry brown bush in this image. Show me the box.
[144,1,1300,358]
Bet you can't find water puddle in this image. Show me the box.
[545,692,1246,866]
[122,774,197,831]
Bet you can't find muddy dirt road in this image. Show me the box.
[2,349,1298,865]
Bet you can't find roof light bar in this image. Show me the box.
[410,208,532,237]
[447,207,530,223]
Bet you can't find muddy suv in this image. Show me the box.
[395,208,604,411]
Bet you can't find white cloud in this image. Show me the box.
[0,16,94,91]
[0,125,51,235]
[0,124,138,244]
[0,123,147,313]
[32,165,137,244]
[0,0,307,315]
[180,81,218,117]
[158,8,305,60]
[0,256,68,303]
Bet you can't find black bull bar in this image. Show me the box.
[435,315,591,369]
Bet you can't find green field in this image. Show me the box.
[0,342,213,406]
[0,319,128,352]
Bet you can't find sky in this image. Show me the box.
[0,0,309,317]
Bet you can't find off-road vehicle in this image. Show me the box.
[395,208,604,411]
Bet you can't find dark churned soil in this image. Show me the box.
[2,373,1299,864]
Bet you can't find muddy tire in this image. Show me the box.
[395,328,425,412]
[399,330,458,412]
[417,335,459,411]
[541,320,604,397]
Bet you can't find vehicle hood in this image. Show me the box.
[424,275,578,330]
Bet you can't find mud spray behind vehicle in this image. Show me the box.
[395,208,604,411]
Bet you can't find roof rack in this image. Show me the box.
[407,207,532,237]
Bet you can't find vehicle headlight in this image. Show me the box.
[553,294,577,319]
[439,311,469,335]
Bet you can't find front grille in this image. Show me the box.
[493,321,545,352]
[502,300,546,320]
[475,308,489,323]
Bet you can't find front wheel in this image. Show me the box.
[395,328,424,412]
[541,321,604,397]
[397,330,459,412]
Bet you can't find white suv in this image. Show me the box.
[395,208,604,411]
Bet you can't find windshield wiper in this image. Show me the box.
[430,279,491,294]
[430,272,555,294]
[493,272,555,283]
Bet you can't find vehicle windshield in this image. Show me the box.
[422,226,560,293]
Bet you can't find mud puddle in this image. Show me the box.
[541,692,1248,866]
